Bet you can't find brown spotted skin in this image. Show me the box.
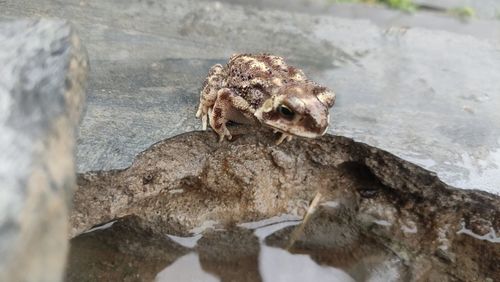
[196,54,336,143]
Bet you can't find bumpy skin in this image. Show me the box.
[196,54,336,144]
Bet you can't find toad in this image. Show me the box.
[196,54,336,144]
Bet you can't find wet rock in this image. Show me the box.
[270,148,295,170]
[0,20,88,282]
[70,128,500,281]
[196,228,261,282]
[65,216,189,282]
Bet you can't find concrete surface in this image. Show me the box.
[1,0,498,193]
[414,0,500,20]
[212,0,500,41]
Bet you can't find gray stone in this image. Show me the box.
[1,0,498,194]
[0,20,88,282]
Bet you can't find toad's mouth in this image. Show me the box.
[264,124,325,139]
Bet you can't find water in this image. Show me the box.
[159,215,356,282]
[66,214,406,282]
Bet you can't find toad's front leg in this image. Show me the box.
[209,88,252,142]
[196,64,224,130]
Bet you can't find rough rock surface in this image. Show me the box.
[70,128,499,281]
[0,20,88,282]
[1,0,499,193]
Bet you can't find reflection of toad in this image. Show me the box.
[196,54,336,144]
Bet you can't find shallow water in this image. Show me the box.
[66,213,409,282]
[158,215,358,282]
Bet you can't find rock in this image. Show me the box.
[2,0,498,193]
[70,128,500,281]
[65,216,189,282]
[0,20,88,282]
[73,0,500,195]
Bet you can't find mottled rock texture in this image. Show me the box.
[71,128,499,281]
[0,20,88,282]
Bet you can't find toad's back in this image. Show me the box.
[223,54,308,109]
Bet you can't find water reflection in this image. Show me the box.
[167,234,202,248]
[243,216,355,281]
[164,214,355,282]
[259,245,355,282]
[67,214,405,282]
[155,253,218,282]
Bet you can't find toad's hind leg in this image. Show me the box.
[196,64,224,130]
[209,88,251,142]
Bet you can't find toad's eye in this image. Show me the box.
[278,105,295,119]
